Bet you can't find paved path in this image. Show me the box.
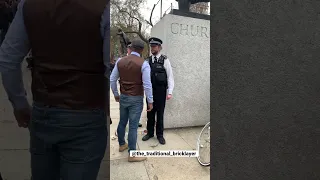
[109,88,210,180]
[0,63,210,179]
[0,62,32,180]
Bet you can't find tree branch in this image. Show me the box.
[119,10,142,32]
[110,0,152,57]
[124,31,150,58]
[112,2,144,33]
[124,31,148,43]
[146,4,156,27]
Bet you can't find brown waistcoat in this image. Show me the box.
[23,0,107,109]
[117,54,144,96]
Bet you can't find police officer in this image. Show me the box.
[142,37,174,145]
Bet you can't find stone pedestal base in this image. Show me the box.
[150,12,210,128]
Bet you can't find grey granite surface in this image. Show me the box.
[151,14,210,128]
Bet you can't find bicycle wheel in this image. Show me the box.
[197,122,210,166]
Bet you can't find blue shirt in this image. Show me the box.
[110,52,153,103]
[0,0,110,110]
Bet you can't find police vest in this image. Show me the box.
[148,55,168,88]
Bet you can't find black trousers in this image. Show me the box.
[146,86,167,137]
[0,172,3,180]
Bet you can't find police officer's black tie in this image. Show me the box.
[154,56,157,63]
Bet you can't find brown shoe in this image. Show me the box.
[119,143,128,152]
[128,155,147,162]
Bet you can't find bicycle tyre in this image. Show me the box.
[197,122,210,166]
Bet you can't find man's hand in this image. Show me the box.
[13,107,31,128]
[147,103,153,112]
[167,94,172,100]
[114,96,120,102]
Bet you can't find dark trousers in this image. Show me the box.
[29,102,108,180]
[0,172,2,180]
[147,86,167,137]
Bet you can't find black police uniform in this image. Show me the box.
[145,37,168,143]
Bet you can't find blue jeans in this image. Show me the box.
[29,103,108,180]
[117,94,143,152]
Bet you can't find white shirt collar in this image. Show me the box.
[152,53,161,59]
[131,51,140,57]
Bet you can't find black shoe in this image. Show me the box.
[142,134,154,141]
[157,137,166,145]
[138,123,142,127]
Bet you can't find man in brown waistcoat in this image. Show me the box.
[0,0,110,179]
[110,39,153,162]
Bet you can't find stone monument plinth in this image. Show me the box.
[150,10,210,128]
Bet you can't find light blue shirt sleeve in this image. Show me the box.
[0,0,30,110]
[101,3,110,78]
[110,59,120,97]
[101,3,110,115]
[141,61,153,103]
